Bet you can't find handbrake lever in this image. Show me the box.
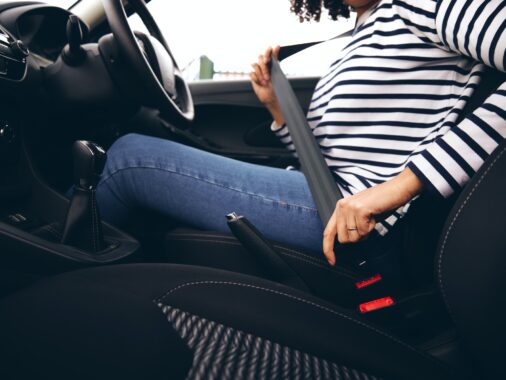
[226,213,311,293]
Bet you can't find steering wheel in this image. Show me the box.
[102,0,194,125]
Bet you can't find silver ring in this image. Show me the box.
[348,227,358,231]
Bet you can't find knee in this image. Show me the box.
[100,134,139,181]
[101,133,178,184]
[106,133,143,159]
[104,133,155,173]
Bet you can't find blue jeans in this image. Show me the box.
[97,133,325,253]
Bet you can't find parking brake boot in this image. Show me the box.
[61,141,107,253]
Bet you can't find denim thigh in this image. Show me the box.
[97,133,324,253]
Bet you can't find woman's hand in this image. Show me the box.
[250,46,285,125]
[323,168,424,266]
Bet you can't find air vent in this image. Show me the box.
[0,26,27,81]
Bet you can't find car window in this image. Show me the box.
[128,0,355,81]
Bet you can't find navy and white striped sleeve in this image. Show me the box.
[271,121,296,155]
[407,0,506,197]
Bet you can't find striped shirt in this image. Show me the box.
[274,0,506,235]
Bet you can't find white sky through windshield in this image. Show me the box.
[129,0,356,77]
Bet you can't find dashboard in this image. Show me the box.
[0,24,26,80]
[0,2,88,68]
[18,7,72,61]
[0,2,88,165]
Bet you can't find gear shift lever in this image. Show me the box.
[61,141,107,253]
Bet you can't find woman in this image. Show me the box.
[98,0,506,273]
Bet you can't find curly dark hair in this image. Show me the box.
[290,0,350,22]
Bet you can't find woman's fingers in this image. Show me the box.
[336,197,377,244]
[346,214,361,243]
[323,195,380,265]
[323,211,338,266]
[321,171,420,250]
[250,71,260,85]
[263,47,272,63]
[251,46,279,84]
[336,204,349,244]
[251,63,266,85]
[357,213,371,238]
[272,45,281,60]
[259,50,271,81]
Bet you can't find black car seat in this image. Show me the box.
[163,69,506,306]
[0,137,504,379]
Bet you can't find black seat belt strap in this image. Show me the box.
[270,58,342,225]
[278,29,353,62]
[269,58,375,276]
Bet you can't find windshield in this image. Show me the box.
[7,0,78,8]
[129,0,355,81]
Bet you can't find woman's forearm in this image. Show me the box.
[266,102,285,126]
[389,167,424,206]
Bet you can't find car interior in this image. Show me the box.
[0,0,504,379]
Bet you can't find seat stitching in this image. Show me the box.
[170,235,242,247]
[168,238,355,277]
[99,166,318,212]
[154,281,448,369]
[437,146,506,320]
[169,234,329,266]
[169,233,237,240]
[274,245,329,265]
[277,251,357,278]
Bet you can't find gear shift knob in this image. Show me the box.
[73,141,107,189]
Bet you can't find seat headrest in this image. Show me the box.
[436,139,506,377]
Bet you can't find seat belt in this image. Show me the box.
[270,58,342,225]
[278,29,353,62]
[274,28,354,224]
[269,56,378,278]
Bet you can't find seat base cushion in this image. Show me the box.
[0,264,455,379]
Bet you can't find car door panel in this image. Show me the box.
[187,77,318,167]
[190,77,317,108]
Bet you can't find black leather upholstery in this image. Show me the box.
[436,140,506,378]
[0,264,454,380]
[164,229,362,307]
[0,265,194,380]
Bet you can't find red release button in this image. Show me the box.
[355,274,382,289]
[359,297,395,313]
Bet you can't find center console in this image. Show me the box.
[0,128,140,287]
